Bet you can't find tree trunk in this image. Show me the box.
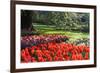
[21,10,32,30]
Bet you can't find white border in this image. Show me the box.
[16,4,94,69]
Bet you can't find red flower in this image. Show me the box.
[71,54,77,60]
[84,47,90,53]
[42,46,46,50]
[71,49,78,55]
[59,57,64,61]
[31,49,35,54]
[21,49,26,58]
[54,56,59,61]
[47,55,52,61]
[38,57,45,62]
[36,50,43,57]
[77,54,83,60]
[84,52,89,60]
[21,40,90,63]
[21,48,31,62]
[64,55,70,60]
[31,57,36,62]
[56,49,62,57]
[50,51,55,57]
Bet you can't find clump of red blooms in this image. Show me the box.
[21,42,90,63]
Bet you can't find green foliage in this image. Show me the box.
[31,11,89,32]
[21,30,40,36]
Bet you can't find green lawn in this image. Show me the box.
[33,23,89,42]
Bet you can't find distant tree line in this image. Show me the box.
[21,10,89,32]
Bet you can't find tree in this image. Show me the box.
[21,10,33,30]
[21,10,89,33]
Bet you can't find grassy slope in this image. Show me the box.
[33,24,89,42]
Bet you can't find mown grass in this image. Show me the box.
[33,23,89,42]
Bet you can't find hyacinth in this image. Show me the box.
[21,34,69,49]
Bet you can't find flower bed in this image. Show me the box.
[21,34,69,49]
[21,42,89,63]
